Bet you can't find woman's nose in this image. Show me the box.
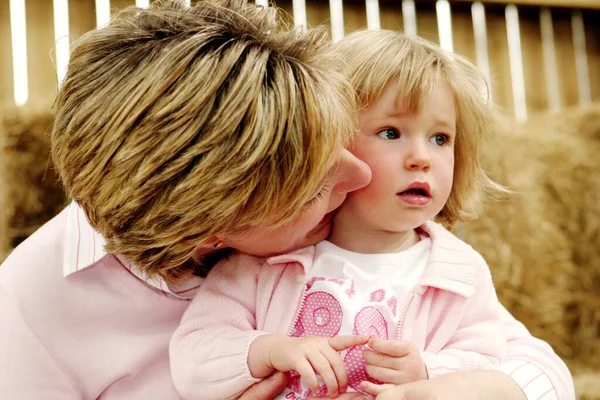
[331,149,372,194]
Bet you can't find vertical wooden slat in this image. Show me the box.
[505,4,527,121]
[299,1,331,32]
[66,0,96,96]
[553,10,579,107]
[329,0,344,42]
[365,0,380,30]
[95,0,110,27]
[449,2,475,62]
[416,3,439,45]
[402,0,417,37]
[8,0,25,106]
[540,7,560,111]
[26,0,56,104]
[53,0,70,87]
[518,7,546,113]
[584,10,600,102]
[69,0,96,44]
[341,0,366,36]
[1,0,14,106]
[471,2,491,83]
[292,0,307,28]
[436,0,453,52]
[378,1,403,32]
[571,10,591,106]
[111,0,136,12]
[486,5,513,115]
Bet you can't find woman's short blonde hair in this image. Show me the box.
[51,0,356,282]
[335,30,504,228]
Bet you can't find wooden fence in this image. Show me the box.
[1,0,599,120]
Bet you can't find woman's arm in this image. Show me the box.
[495,304,575,400]
[337,304,575,400]
[372,369,527,400]
[238,372,289,400]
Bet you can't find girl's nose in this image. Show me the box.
[405,141,432,171]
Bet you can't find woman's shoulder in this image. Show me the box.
[0,207,184,338]
[0,209,70,301]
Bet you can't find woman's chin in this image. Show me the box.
[305,220,332,246]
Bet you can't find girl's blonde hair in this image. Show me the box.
[51,0,356,282]
[335,30,504,228]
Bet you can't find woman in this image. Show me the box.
[0,1,572,399]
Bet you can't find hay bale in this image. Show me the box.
[531,107,600,370]
[463,104,600,372]
[463,116,575,359]
[570,362,600,400]
[0,106,67,263]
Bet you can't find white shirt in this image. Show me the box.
[280,237,431,398]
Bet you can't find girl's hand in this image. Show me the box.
[362,338,427,385]
[253,334,369,398]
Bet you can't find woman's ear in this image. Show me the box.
[192,236,224,259]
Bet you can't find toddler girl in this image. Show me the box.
[170,30,512,400]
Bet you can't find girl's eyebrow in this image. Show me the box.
[434,119,456,133]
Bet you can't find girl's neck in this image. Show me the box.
[328,218,420,254]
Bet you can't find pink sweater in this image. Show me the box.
[0,207,190,399]
[170,221,574,400]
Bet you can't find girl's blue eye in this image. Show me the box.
[430,134,448,146]
[377,128,400,140]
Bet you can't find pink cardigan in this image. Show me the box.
[170,221,574,400]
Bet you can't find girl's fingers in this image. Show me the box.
[329,335,370,352]
[359,381,396,396]
[365,364,404,384]
[308,351,339,397]
[321,346,349,394]
[368,338,413,357]
[295,357,322,395]
[362,349,401,369]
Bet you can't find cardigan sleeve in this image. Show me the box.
[421,248,574,400]
[169,253,270,400]
[421,256,507,377]
[496,304,575,400]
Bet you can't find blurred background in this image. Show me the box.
[0,0,599,398]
